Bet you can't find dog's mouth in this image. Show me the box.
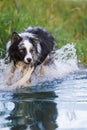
[24,58,32,65]
[24,61,31,65]
[24,61,34,68]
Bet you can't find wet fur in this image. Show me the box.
[7,27,56,87]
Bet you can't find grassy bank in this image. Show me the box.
[0,0,87,65]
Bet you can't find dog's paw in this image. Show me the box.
[8,66,34,89]
[11,80,31,89]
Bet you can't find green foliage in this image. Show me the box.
[0,0,87,65]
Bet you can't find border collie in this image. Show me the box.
[6,27,56,87]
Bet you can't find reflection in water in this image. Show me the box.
[0,92,58,130]
[0,69,87,130]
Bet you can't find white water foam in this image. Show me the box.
[0,43,79,90]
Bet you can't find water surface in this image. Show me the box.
[0,44,87,130]
[0,69,87,130]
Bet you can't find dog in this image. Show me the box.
[6,27,56,88]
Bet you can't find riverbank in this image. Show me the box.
[0,0,87,65]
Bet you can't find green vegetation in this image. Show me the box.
[0,0,87,65]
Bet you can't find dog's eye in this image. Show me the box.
[30,48,33,53]
[20,48,25,53]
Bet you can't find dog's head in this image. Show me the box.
[7,32,41,66]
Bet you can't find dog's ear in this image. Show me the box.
[11,32,22,44]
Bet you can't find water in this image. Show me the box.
[0,44,87,130]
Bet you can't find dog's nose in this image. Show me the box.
[27,58,32,63]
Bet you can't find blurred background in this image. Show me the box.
[0,0,87,65]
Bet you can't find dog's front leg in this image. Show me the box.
[40,64,44,76]
[6,66,16,85]
[12,66,34,88]
[6,62,23,85]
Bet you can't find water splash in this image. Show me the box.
[55,43,77,64]
[0,43,79,90]
[36,43,78,81]
[53,43,78,76]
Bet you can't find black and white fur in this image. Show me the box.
[7,27,56,87]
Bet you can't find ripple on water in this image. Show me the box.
[0,44,87,129]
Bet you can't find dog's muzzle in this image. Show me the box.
[24,57,32,64]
